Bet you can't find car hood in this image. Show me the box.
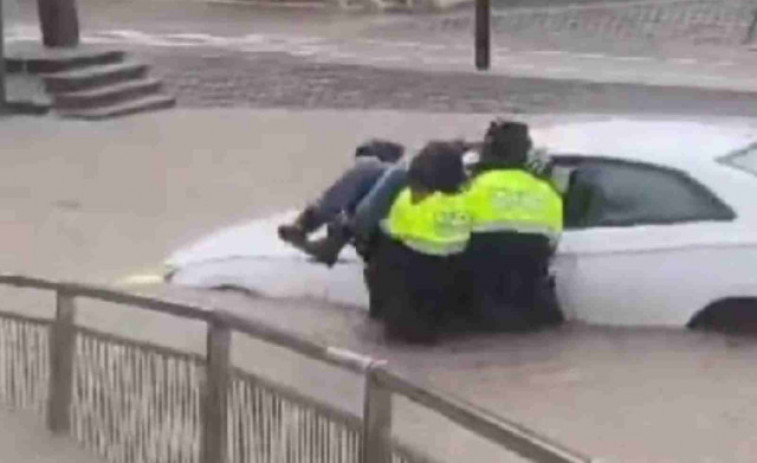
[166,211,368,307]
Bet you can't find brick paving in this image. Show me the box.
[378,0,757,48]
[143,49,757,116]
[7,0,757,115]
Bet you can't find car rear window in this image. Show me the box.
[722,144,757,177]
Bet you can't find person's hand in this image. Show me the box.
[526,147,553,177]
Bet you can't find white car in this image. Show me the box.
[167,119,757,330]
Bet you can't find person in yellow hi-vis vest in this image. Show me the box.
[366,141,471,344]
[463,120,564,331]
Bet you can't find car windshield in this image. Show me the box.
[722,144,757,177]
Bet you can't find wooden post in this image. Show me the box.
[201,321,231,463]
[47,291,77,434]
[37,0,80,47]
[362,363,392,463]
[475,0,491,70]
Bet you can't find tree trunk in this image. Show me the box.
[37,0,80,48]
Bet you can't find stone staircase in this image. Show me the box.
[5,46,175,119]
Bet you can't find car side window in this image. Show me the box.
[559,159,734,229]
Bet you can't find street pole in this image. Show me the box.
[37,0,80,47]
[475,0,490,70]
[0,0,6,107]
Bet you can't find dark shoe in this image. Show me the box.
[278,223,307,246]
[302,223,350,267]
[277,207,321,247]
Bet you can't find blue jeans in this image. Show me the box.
[310,158,390,226]
[351,162,408,243]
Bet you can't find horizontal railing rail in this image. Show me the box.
[0,272,595,463]
[374,368,590,463]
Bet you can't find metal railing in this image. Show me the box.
[0,273,594,463]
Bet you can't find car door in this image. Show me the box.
[550,157,736,326]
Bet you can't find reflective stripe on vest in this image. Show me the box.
[466,169,563,238]
[470,220,560,240]
[384,188,471,256]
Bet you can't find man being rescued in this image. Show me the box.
[278,120,564,344]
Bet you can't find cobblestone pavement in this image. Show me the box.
[8,23,756,80]
[6,0,757,113]
[7,0,757,102]
[380,0,757,47]
[141,49,757,116]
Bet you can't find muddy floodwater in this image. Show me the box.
[398,324,757,463]
[3,111,757,462]
[99,285,757,463]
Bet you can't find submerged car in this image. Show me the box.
[167,119,757,330]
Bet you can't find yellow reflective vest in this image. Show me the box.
[383,188,471,256]
[465,169,563,240]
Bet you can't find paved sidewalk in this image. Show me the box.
[7,36,757,115]
[6,20,757,93]
[0,408,103,463]
[6,0,757,95]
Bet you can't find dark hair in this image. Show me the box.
[408,141,466,194]
[354,139,405,163]
[480,120,532,166]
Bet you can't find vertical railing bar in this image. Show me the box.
[9,322,18,408]
[20,321,29,408]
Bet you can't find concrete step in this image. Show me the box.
[54,78,163,110]
[58,94,176,120]
[44,62,149,93]
[6,49,125,74]
[5,98,53,115]
[5,74,53,115]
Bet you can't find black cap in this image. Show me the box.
[480,120,532,166]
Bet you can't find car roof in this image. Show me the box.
[531,119,757,168]
[532,118,757,226]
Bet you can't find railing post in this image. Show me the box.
[47,290,77,434]
[201,320,231,463]
[363,363,392,463]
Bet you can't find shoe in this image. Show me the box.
[278,223,307,246]
[277,207,321,248]
[302,223,350,267]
